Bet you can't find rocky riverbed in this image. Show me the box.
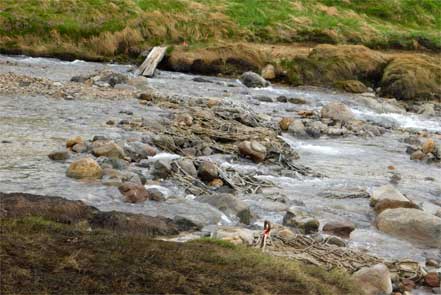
[1,54,440,294]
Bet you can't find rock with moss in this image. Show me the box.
[380,56,441,100]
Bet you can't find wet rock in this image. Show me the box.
[410,150,425,161]
[66,157,102,179]
[426,259,440,268]
[376,208,441,247]
[238,140,267,163]
[239,71,270,88]
[71,142,88,153]
[279,117,293,131]
[321,102,354,122]
[97,157,129,170]
[425,272,440,288]
[325,236,347,247]
[138,92,154,101]
[261,64,276,80]
[146,187,166,201]
[152,159,173,179]
[282,207,320,234]
[48,150,70,161]
[334,80,368,93]
[197,161,219,182]
[124,142,156,162]
[94,71,128,87]
[305,121,324,138]
[288,97,307,104]
[208,178,224,188]
[177,158,197,178]
[173,216,202,232]
[119,183,156,203]
[370,184,417,213]
[351,264,393,295]
[198,194,252,225]
[66,136,84,148]
[276,95,288,103]
[322,221,355,238]
[92,142,125,159]
[192,77,212,83]
[422,138,436,154]
[405,145,418,155]
[254,95,273,102]
[287,119,308,138]
[417,103,436,117]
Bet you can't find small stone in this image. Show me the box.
[321,102,354,122]
[119,183,150,203]
[287,119,308,138]
[152,159,172,179]
[198,161,219,182]
[238,140,267,163]
[287,97,307,104]
[322,221,355,238]
[261,64,276,80]
[66,136,84,148]
[208,178,224,188]
[325,236,346,247]
[146,187,166,201]
[410,150,425,160]
[254,95,273,102]
[207,99,220,108]
[48,150,70,161]
[175,113,193,126]
[106,120,115,125]
[425,272,440,288]
[426,259,440,268]
[422,138,436,154]
[279,117,293,131]
[177,159,198,178]
[72,142,88,153]
[92,142,125,159]
[66,158,102,179]
[240,71,270,88]
[276,96,288,103]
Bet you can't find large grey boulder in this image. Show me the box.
[352,264,392,295]
[370,184,418,213]
[198,194,252,225]
[240,71,270,88]
[376,208,441,247]
[320,101,354,122]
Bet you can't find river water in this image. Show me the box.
[0,54,440,265]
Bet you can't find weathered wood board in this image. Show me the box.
[136,46,167,77]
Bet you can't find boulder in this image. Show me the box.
[213,226,255,245]
[351,264,393,295]
[370,185,417,213]
[283,207,320,234]
[197,161,219,182]
[198,194,252,225]
[322,221,355,238]
[376,208,441,247]
[287,119,308,138]
[240,71,270,88]
[321,102,354,122]
[288,97,307,104]
[238,141,267,163]
[92,142,125,159]
[66,158,102,179]
[48,150,70,161]
[334,80,368,93]
[410,150,425,161]
[71,142,88,153]
[177,158,198,178]
[261,64,276,80]
[118,183,163,203]
[380,56,441,101]
[124,142,156,162]
[66,136,84,148]
[151,159,173,179]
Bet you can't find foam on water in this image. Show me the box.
[353,108,441,132]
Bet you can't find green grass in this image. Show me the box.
[0,217,362,295]
[0,0,440,60]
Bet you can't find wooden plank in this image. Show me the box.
[136,46,167,77]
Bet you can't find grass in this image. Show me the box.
[0,0,440,61]
[0,216,362,295]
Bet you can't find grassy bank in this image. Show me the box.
[0,216,361,295]
[0,0,440,61]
